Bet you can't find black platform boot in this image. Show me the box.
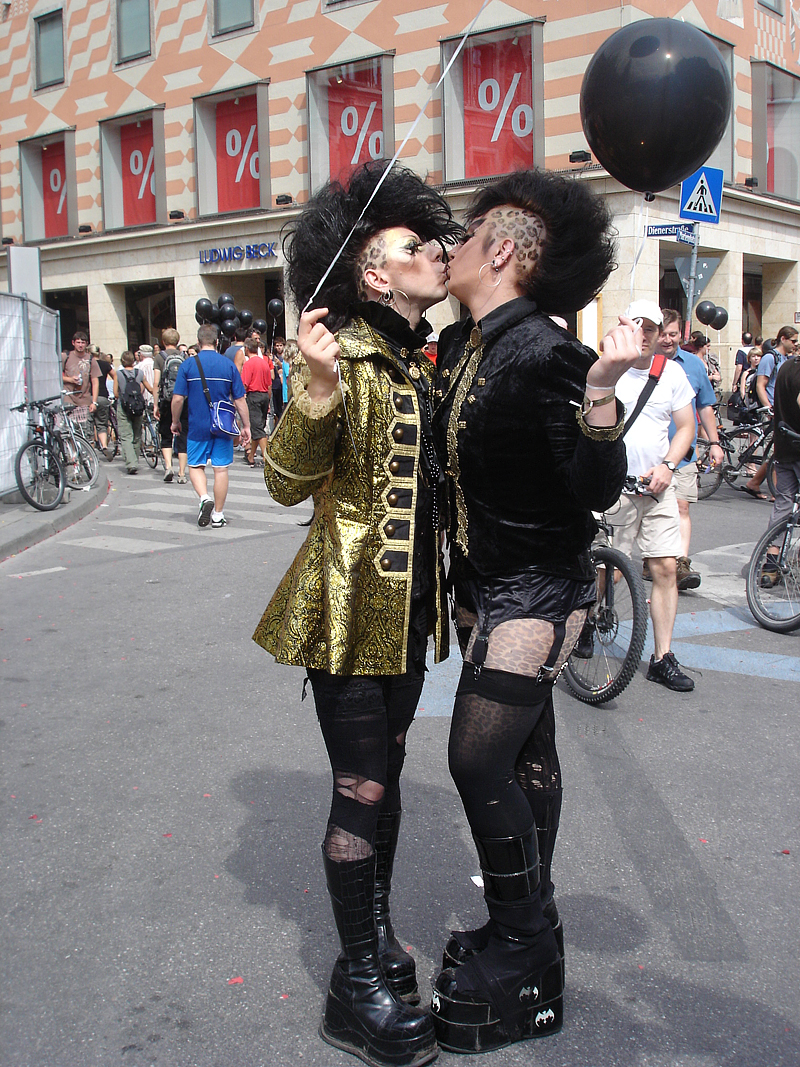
[441,797,565,982]
[374,811,420,1004]
[431,828,562,1053]
[320,850,437,1067]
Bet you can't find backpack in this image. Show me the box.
[160,353,183,402]
[119,369,145,417]
[743,370,759,410]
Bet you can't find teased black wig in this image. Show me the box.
[284,161,464,332]
[466,170,617,315]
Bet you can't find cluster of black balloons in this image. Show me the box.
[696,301,728,331]
[194,294,285,338]
[581,19,732,194]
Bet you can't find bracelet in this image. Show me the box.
[580,391,616,415]
[575,405,625,441]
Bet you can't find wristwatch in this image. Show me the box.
[663,460,677,473]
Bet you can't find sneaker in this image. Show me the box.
[676,556,701,591]
[127,468,138,475]
[572,618,595,659]
[211,515,227,528]
[104,447,114,461]
[198,497,214,527]
[164,468,174,483]
[642,560,652,582]
[177,474,187,484]
[760,565,782,589]
[647,651,695,692]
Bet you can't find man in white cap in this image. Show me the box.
[605,300,697,691]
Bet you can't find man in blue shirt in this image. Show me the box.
[659,309,724,590]
[171,324,250,528]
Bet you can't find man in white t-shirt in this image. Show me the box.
[610,300,697,692]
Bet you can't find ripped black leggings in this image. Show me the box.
[308,606,427,863]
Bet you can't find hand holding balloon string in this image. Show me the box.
[298,308,342,402]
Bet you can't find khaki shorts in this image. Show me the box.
[605,484,681,560]
[672,464,698,503]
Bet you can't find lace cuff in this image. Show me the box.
[291,378,349,420]
[575,399,625,441]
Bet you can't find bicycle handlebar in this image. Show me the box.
[777,421,800,442]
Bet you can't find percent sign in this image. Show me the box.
[341,102,383,166]
[129,146,155,199]
[226,124,259,182]
[478,73,533,142]
[49,168,67,214]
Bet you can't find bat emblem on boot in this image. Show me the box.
[431,991,441,1013]
[535,1008,556,1027]
[519,985,538,1001]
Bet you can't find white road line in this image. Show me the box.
[6,566,68,578]
[61,536,177,554]
[116,502,309,525]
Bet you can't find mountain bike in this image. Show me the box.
[563,512,649,704]
[695,409,774,499]
[745,424,800,633]
[11,398,99,510]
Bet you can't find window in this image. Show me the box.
[752,63,800,201]
[758,0,784,15]
[99,109,167,229]
[194,83,271,215]
[442,22,543,182]
[35,10,64,90]
[307,55,393,194]
[117,0,151,63]
[705,37,734,181]
[19,131,77,241]
[214,0,254,36]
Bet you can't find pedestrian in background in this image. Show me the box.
[114,350,145,475]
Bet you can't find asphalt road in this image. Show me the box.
[2,460,798,1067]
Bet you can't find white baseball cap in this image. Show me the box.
[624,300,663,326]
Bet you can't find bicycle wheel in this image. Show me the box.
[141,418,159,468]
[14,439,65,511]
[106,413,119,458]
[61,434,100,488]
[563,546,648,704]
[694,441,723,499]
[745,517,800,632]
[722,428,762,487]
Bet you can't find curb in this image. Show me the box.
[0,473,110,562]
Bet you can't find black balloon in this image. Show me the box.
[195,311,205,325]
[218,293,235,308]
[695,300,717,326]
[220,318,238,337]
[239,309,253,328]
[268,297,284,319]
[208,304,220,323]
[219,302,236,320]
[252,318,268,335]
[195,297,214,319]
[711,306,728,330]
[580,19,732,193]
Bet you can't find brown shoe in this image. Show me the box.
[676,556,701,591]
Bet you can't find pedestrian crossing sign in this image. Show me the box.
[679,166,723,224]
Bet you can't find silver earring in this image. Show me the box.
[380,289,395,306]
[479,262,502,288]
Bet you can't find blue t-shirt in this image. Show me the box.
[756,351,786,405]
[668,349,717,467]
[173,350,245,441]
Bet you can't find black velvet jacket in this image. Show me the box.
[432,297,628,580]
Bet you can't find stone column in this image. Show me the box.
[88,283,127,354]
[762,260,798,338]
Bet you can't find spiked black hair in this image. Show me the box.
[466,170,617,315]
[284,161,464,332]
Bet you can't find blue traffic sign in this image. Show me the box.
[679,166,723,224]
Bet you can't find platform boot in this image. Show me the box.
[374,811,420,1004]
[320,850,437,1067]
[441,797,565,983]
[431,827,562,1053]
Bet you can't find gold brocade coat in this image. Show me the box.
[252,316,449,676]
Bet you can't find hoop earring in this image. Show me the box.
[479,261,502,289]
[391,288,410,318]
[380,289,395,306]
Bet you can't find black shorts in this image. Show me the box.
[455,565,595,638]
[247,391,271,439]
[159,404,188,452]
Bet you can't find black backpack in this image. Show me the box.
[119,369,145,417]
[160,353,183,402]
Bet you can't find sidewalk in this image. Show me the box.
[0,473,109,562]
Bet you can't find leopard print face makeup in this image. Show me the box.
[486,206,546,278]
[357,235,387,298]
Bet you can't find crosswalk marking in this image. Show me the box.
[61,535,177,554]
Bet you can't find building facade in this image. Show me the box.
[1,0,798,375]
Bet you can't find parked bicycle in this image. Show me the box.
[11,397,100,511]
[695,408,775,499]
[141,404,161,469]
[745,423,800,633]
[562,515,649,704]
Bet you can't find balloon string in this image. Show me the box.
[629,195,649,298]
[301,0,492,316]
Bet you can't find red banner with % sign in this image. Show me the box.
[121,120,156,225]
[216,96,260,213]
[463,37,533,178]
[42,141,68,238]
[328,68,384,184]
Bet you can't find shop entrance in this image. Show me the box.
[45,287,89,352]
[742,270,762,338]
[125,280,176,351]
